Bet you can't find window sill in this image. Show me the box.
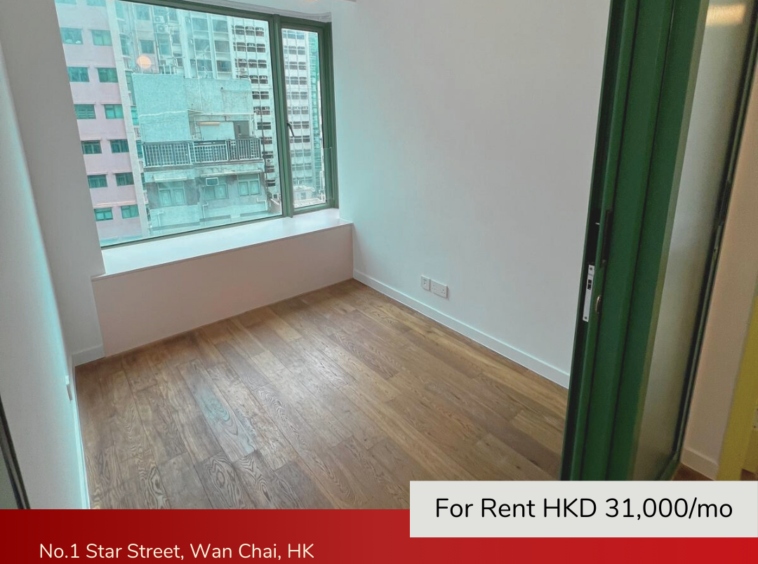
[98,209,351,279]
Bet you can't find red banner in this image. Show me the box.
[0,510,753,562]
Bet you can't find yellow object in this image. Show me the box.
[717,292,758,480]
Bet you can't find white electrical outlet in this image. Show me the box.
[421,276,431,291]
[431,281,448,299]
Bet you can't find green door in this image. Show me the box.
[562,0,758,480]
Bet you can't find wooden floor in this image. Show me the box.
[76,280,567,509]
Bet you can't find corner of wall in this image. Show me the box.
[354,269,571,388]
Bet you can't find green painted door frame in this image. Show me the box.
[562,0,710,480]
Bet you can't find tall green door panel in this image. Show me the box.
[560,0,757,480]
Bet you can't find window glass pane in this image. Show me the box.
[94,207,113,221]
[87,0,107,6]
[81,141,102,154]
[55,0,283,247]
[88,174,108,188]
[121,205,139,219]
[110,139,129,153]
[97,68,118,83]
[281,28,326,209]
[104,104,124,119]
[61,28,83,45]
[75,104,96,119]
[92,30,112,46]
[116,172,134,186]
[68,67,89,82]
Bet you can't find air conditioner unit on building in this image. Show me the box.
[155,16,166,24]
[156,25,167,33]
[205,178,220,186]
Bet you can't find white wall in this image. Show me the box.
[331,0,610,384]
[0,41,86,509]
[683,58,758,479]
[0,0,106,365]
[94,217,353,355]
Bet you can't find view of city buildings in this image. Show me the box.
[55,0,326,246]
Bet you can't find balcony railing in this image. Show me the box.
[143,138,262,168]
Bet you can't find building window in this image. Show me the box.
[131,106,139,126]
[97,68,118,83]
[213,20,228,33]
[56,0,77,4]
[110,139,129,153]
[217,60,232,73]
[68,67,89,82]
[195,59,213,72]
[75,104,96,119]
[120,34,132,56]
[104,104,124,119]
[158,184,186,207]
[81,141,102,155]
[135,5,150,20]
[202,183,229,200]
[94,208,113,221]
[116,172,134,186]
[87,0,106,6]
[140,40,155,54]
[238,175,261,196]
[192,17,209,31]
[121,205,139,219]
[60,28,83,45]
[158,36,172,56]
[91,30,112,46]
[88,175,108,189]
[215,40,230,53]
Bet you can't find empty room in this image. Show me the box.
[2,0,758,512]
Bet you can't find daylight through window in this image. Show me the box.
[55,0,334,247]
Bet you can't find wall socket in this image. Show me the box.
[421,276,431,291]
[431,280,449,299]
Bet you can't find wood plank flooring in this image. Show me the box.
[76,280,567,509]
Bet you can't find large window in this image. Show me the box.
[55,0,336,247]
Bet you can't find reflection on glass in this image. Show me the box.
[282,28,326,209]
[632,0,755,479]
[55,0,283,246]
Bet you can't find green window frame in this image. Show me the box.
[88,175,108,189]
[97,68,118,83]
[60,28,83,45]
[91,30,112,46]
[74,104,96,120]
[81,141,102,155]
[121,205,139,219]
[115,172,134,186]
[67,67,89,82]
[104,104,124,119]
[94,208,113,221]
[110,139,129,153]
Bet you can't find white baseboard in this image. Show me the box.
[353,270,570,388]
[680,447,719,479]
[71,344,105,367]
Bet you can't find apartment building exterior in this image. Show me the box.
[55,0,325,245]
